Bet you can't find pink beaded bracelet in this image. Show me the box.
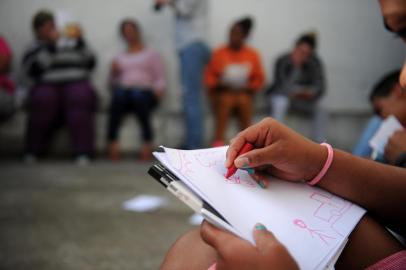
[308,143,334,186]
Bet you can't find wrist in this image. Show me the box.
[304,143,327,182]
[307,143,334,186]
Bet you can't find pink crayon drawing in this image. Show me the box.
[194,151,225,168]
[224,174,257,188]
[175,151,195,177]
[310,191,352,236]
[293,219,336,245]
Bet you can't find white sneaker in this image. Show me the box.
[23,154,37,164]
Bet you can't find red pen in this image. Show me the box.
[225,142,254,178]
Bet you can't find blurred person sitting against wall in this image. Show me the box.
[205,17,265,147]
[267,33,326,142]
[369,70,406,168]
[0,36,16,122]
[22,10,97,164]
[107,19,166,161]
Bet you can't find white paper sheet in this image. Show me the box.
[122,195,167,212]
[155,147,366,270]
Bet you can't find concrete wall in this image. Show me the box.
[0,0,404,112]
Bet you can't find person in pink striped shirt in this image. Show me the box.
[107,19,166,161]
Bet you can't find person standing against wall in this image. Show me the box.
[267,33,326,142]
[154,0,210,149]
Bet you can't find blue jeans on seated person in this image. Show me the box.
[179,41,210,149]
[107,87,158,143]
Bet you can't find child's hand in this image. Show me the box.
[225,117,327,183]
[200,221,299,270]
[385,130,406,165]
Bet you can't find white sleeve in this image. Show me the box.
[172,0,200,17]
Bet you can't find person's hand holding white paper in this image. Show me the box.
[369,115,403,155]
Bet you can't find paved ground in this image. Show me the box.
[0,111,369,270]
[0,160,195,270]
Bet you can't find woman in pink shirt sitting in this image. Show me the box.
[108,19,166,161]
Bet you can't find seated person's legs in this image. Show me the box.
[132,90,157,160]
[107,87,129,160]
[25,84,60,157]
[213,91,236,145]
[161,228,216,270]
[0,87,15,123]
[236,92,253,131]
[63,80,96,158]
[336,215,403,269]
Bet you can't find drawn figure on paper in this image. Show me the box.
[176,151,195,177]
[225,174,257,188]
[194,150,225,168]
[293,219,335,245]
[310,191,352,236]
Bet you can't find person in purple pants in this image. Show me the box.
[22,10,97,163]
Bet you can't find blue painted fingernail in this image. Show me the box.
[258,181,266,189]
[241,167,254,174]
[255,223,267,230]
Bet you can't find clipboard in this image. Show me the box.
[148,164,238,235]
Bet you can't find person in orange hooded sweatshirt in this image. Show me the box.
[205,17,265,147]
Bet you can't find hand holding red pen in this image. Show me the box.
[225,142,254,178]
[225,118,327,185]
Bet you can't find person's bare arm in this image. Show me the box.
[318,149,406,232]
